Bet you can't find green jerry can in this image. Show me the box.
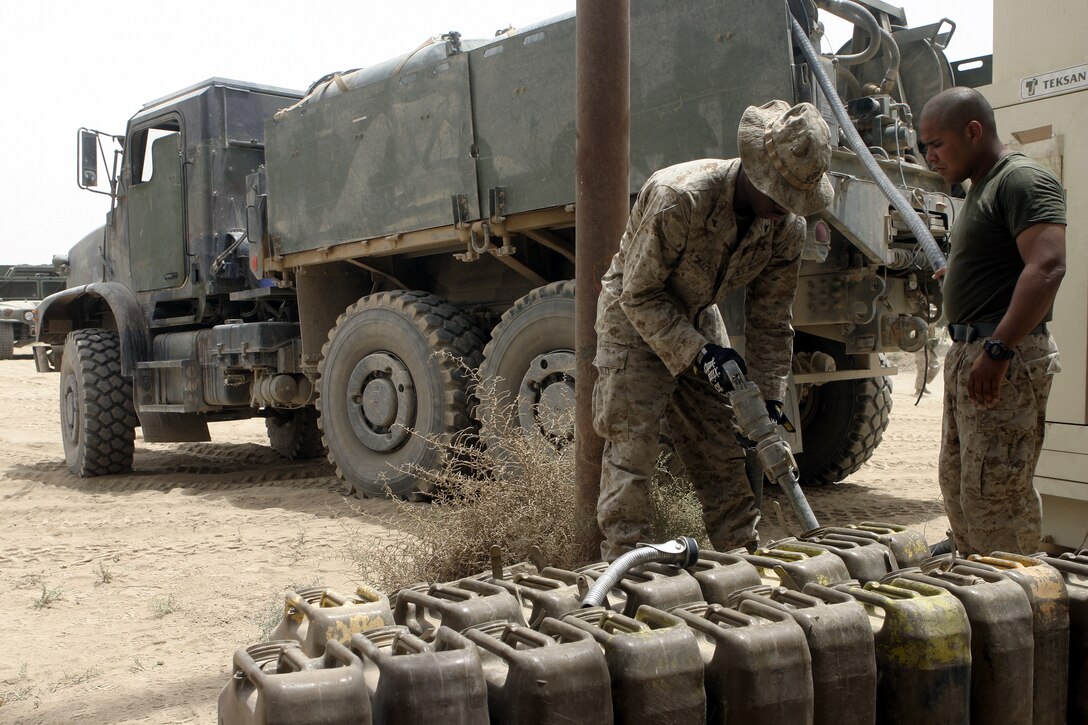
[959,552,1070,725]
[463,618,613,724]
[806,523,930,568]
[836,578,971,725]
[740,540,852,589]
[218,640,371,725]
[672,600,814,725]
[691,551,764,604]
[896,567,1034,725]
[732,585,877,725]
[488,571,583,628]
[392,578,525,638]
[1040,553,1088,722]
[798,535,898,583]
[268,585,393,657]
[561,606,705,725]
[349,625,488,725]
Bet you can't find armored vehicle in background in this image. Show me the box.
[37,0,958,493]
[0,265,64,359]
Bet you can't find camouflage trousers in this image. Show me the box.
[592,344,758,560]
[939,332,1059,556]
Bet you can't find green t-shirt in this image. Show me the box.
[943,152,1066,324]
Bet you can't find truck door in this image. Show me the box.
[126,121,186,291]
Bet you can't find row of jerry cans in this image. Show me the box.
[219,526,1088,725]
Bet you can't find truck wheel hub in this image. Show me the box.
[346,352,415,452]
[518,351,575,445]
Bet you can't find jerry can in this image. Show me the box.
[544,561,703,615]
[836,578,971,725]
[562,606,705,724]
[806,523,929,568]
[961,552,1070,725]
[218,640,371,725]
[268,585,393,657]
[488,571,583,628]
[691,551,763,604]
[737,540,851,590]
[349,625,488,724]
[799,534,898,583]
[731,585,876,725]
[895,566,1034,725]
[464,618,613,724]
[1040,554,1088,723]
[392,578,524,638]
[672,600,813,724]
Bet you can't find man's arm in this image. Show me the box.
[969,222,1066,406]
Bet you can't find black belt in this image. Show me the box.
[948,321,1048,343]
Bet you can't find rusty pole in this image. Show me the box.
[575,0,629,550]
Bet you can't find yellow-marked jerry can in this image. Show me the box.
[218,640,371,725]
[562,606,705,725]
[671,600,814,725]
[737,539,851,590]
[464,618,613,725]
[731,585,876,725]
[836,578,971,725]
[961,552,1070,725]
[350,625,488,725]
[489,571,583,628]
[1040,553,1088,723]
[896,567,1034,725]
[268,585,393,657]
[691,551,763,604]
[392,578,524,638]
[807,523,929,568]
[798,534,898,583]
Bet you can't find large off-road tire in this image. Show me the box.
[793,334,893,486]
[0,324,13,359]
[317,291,485,498]
[266,407,326,460]
[478,281,576,449]
[60,329,138,476]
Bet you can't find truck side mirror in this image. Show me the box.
[80,130,98,187]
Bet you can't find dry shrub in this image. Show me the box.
[649,453,710,547]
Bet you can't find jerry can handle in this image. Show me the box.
[284,590,320,622]
[391,628,431,655]
[735,597,795,624]
[458,578,503,597]
[599,609,648,635]
[320,588,357,607]
[465,622,550,658]
[512,573,567,591]
[429,582,474,602]
[840,581,922,607]
[1043,555,1088,578]
[354,583,386,604]
[634,605,685,631]
[858,521,907,533]
[277,645,315,672]
[801,582,860,605]
[323,639,361,669]
[670,603,750,637]
[766,586,823,609]
[968,554,1027,570]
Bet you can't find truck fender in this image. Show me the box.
[35,282,149,377]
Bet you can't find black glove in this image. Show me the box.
[695,344,747,396]
[766,400,796,433]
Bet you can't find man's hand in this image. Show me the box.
[967,353,1010,408]
[695,344,747,396]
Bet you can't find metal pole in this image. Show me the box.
[575,0,629,550]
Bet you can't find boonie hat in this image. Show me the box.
[738,100,834,216]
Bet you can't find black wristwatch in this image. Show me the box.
[982,338,1015,361]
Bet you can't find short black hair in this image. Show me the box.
[921,86,998,137]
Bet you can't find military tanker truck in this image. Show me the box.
[36,0,956,494]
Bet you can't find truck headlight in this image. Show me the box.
[24,310,34,322]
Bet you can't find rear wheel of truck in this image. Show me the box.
[60,329,138,476]
[478,281,576,451]
[266,408,326,460]
[0,324,13,359]
[317,291,485,498]
[793,334,892,486]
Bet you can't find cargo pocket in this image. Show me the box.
[1017,334,1061,381]
[592,345,628,439]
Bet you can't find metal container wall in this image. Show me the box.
[488,571,583,628]
[672,601,814,725]
[691,552,763,604]
[738,541,851,591]
[1041,554,1088,722]
[350,625,489,725]
[961,552,1070,725]
[393,578,525,638]
[218,640,371,725]
[799,534,898,583]
[837,578,971,725]
[896,568,1034,725]
[561,607,705,724]
[464,619,613,724]
[268,585,393,657]
[733,585,876,725]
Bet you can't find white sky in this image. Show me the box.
[0,0,991,265]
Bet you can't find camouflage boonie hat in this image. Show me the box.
[738,100,834,216]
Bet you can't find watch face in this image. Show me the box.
[984,339,1013,360]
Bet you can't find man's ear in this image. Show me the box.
[965,119,984,142]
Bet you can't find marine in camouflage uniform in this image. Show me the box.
[593,101,834,559]
[920,88,1067,556]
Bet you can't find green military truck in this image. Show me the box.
[0,264,64,359]
[36,0,955,492]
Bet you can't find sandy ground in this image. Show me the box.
[0,354,948,724]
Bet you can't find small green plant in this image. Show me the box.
[128,657,163,673]
[49,668,99,692]
[31,585,63,610]
[149,594,178,619]
[288,530,307,564]
[94,560,114,584]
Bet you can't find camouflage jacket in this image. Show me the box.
[595,158,804,401]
